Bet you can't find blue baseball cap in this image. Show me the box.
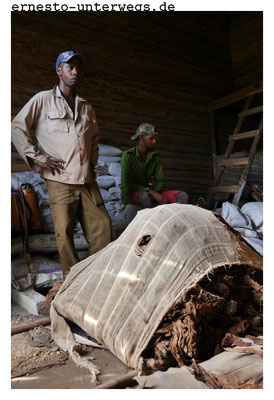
[56,51,85,71]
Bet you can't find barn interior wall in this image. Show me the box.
[229,11,263,90]
[213,11,263,156]
[12,11,260,199]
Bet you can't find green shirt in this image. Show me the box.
[120,145,165,204]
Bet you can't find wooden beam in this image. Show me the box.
[207,83,263,112]
[228,130,260,141]
[11,316,51,335]
[208,185,240,194]
[218,157,249,167]
[232,118,263,205]
[96,369,139,389]
[238,105,263,118]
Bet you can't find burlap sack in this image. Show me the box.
[50,204,262,382]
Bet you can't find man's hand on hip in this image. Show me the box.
[148,189,168,205]
[36,157,66,176]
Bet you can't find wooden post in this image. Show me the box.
[11,316,51,335]
[96,369,139,389]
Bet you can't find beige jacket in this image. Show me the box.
[11,85,99,184]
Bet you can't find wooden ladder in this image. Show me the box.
[206,83,263,209]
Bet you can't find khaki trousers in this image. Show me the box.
[46,180,111,278]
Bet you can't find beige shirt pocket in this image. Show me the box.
[47,111,69,134]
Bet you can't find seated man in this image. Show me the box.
[120,123,189,208]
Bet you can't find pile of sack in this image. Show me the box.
[95,144,140,237]
[217,201,263,255]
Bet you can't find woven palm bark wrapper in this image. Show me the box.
[50,204,262,383]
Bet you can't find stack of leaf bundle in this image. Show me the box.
[142,264,263,372]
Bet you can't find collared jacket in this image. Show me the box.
[11,85,99,184]
[120,145,165,204]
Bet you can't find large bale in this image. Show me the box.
[50,204,262,382]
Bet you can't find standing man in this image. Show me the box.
[120,123,189,208]
[11,51,111,278]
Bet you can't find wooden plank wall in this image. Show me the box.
[210,12,263,156]
[11,12,236,199]
[229,12,263,89]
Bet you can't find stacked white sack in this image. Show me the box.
[11,171,82,234]
[220,201,263,255]
[96,144,140,238]
[11,171,55,233]
[11,171,49,207]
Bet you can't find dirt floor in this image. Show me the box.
[11,301,131,389]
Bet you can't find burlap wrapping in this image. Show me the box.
[50,204,262,382]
